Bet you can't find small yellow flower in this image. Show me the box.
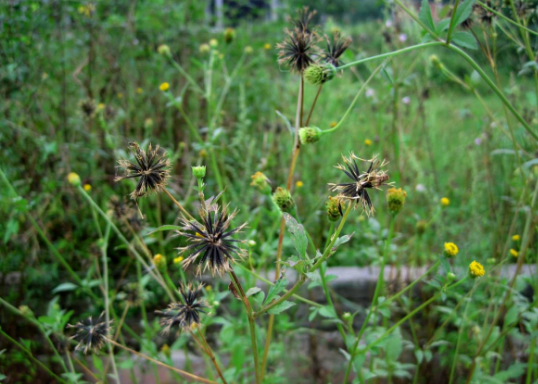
[510,249,519,258]
[173,256,184,264]
[330,121,337,128]
[157,44,171,56]
[117,92,123,99]
[441,197,450,207]
[469,260,485,278]
[153,254,166,270]
[67,172,81,186]
[296,181,304,188]
[512,234,520,241]
[161,344,171,358]
[136,87,143,94]
[444,242,459,257]
[97,103,105,111]
[159,82,170,92]
[364,139,373,146]
[244,46,253,54]
[205,285,212,291]
[387,188,407,214]
[83,184,92,192]
[199,43,210,53]
[199,149,207,158]
[264,43,271,50]
[209,39,218,48]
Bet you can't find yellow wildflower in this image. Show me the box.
[296,181,304,188]
[510,249,519,258]
[117,92,123,99]
[330,121,337,128]
[469,260,485,278]
[441,197,450,207]
[512,234,520,241]
[136,87,143,94]
[444,242,459,257]
[200,43,210,53]
[159,82,169,92]
[364,139,373,146]
[67,172,81,186]
[153,254,166,270]
[83,184,92,192]
[173,256,184,264]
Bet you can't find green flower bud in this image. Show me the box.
[250,171,271,195]
[416,220,428,235]
[157,44,171,57]
[387,188,407,215]
[447,272,456,281]
[304,63,337,85]
[192,165,206,179]
[272,187,294,213]
[153,254,167,271]
[224,28,235,44]
[67,172,81,187]
[299,126,323,145]
[430,55,443,69]
[326,196,342,222]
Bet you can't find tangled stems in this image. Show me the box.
[104,338,218,384]
[343,214,397,383]
[476,0,538,37]
[190,326,228,384]
[229,269,261,384]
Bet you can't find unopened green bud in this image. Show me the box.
[272,187,294,213]
[192,165,206,179]
[304,63,337,85]
[299,126,323,145]
[447,272,456,281]
[326,196,343,222]
[224,28,235,44]
[157,44,171,57]
[250,171,271,195]
[144,118,154,130]
[387,188,407,215]
[67,172,81,187]
[416,220,428,235]
[430,55,442,69]
[19,305,34,317]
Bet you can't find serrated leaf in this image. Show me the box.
[319,306,337,319]
[454,0,476,26]
[435,18,451,33]
[333,233,354,248]
[504,306,519,326]
[283,213,307,259]
[452,31,478,50]
[264,276,288,305]
[419,0,436,33]
[267,300,296,315]
[52,282,78,294]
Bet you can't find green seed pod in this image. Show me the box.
[192,165,206,179]
[299,127,323,145]
[326,196,342,222]
[304,63,337,86]
[272,187,294,213]
[386,188,407,215]
[157,44,171,57]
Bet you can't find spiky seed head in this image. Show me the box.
[115,142,171,200]
[323,32,352,68]
[272,187,295,213]
[304,63,337,85]
[79,99,96,118]
[277,28,319,73]
[299,126,323,144]
[156,283,207,332]
[386,187,407,215]
[67,314,113,354]
[177,203,247,276]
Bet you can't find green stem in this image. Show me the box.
[343,215,396,383]
[168,56,204,94]
[0,328,68,383]
[476,0,538,37]
[446,0,462,45]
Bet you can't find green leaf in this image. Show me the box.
[147,225,183,235]
[504,306,519,326]
[435,18,451,34]
[267,300,296,315]
[454,0,476,26]
[493,363,527,381]
[52,282,78,294]
[264,276,288,305]
[283,213,307,259]
[319,306,337,319]
[0,373,6,380]
[92,354,104,374]
[419,0,436,33]
[451,31,478,50]
[246,287,261,297]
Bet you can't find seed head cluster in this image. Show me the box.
[67,315,113,354]
[156,283,207,332]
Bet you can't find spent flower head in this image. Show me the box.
[323,31,352,68]
[328,153,391,216]
[67,314,113,354]
[177,202,247,275]
[156,283,206,332]
[115,142,171,200]
[277,28,319,73]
